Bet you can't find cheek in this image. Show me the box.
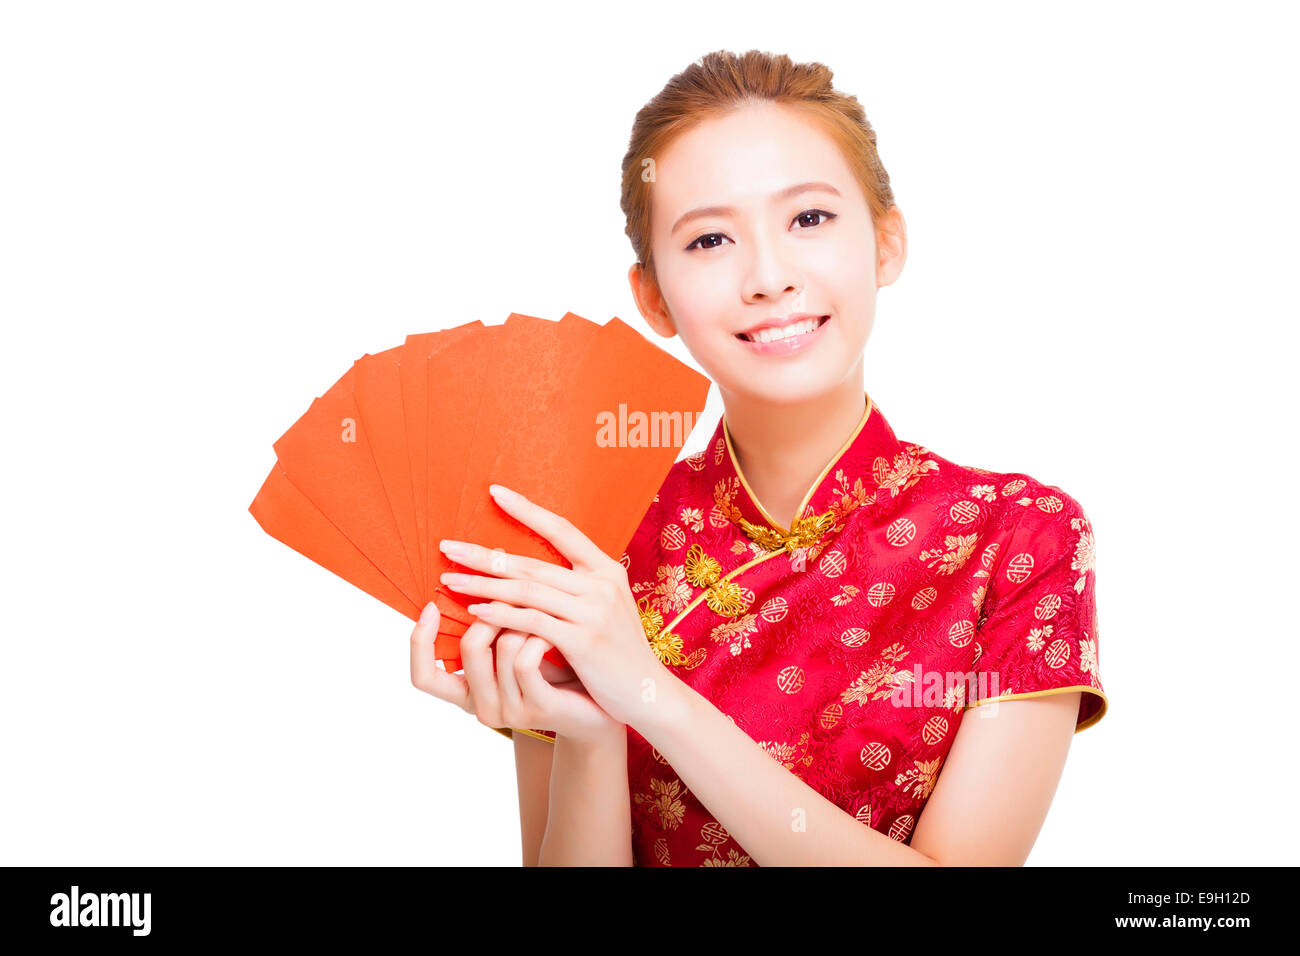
[822,235,878,288]
[661,307,739,385]
[660,275,732,344]
[822,247,879,320]
[671,318,726,373]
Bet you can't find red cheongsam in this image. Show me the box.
[494,390,1106,866]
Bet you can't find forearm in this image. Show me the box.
[537,728,634,866]
[636,677,941,866]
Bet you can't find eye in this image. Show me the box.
[793,208,836,229]
[684,209,837,252]
[685,232,731,252]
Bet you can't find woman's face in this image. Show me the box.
[631,100,905,407]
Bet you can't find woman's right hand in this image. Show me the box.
[409,601,624,745]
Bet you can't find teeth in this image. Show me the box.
[746,317,822,344]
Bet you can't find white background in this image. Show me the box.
[2,0,1295,866]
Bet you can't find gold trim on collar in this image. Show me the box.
[722,390,873,548]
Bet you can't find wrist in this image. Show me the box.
[624,666,691,741]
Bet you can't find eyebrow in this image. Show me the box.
[670,181,843,237]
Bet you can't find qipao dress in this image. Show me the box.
[494,390,1106,866]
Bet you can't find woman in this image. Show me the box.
[409,49,1106,866]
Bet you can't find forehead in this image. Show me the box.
[651,101,856,218]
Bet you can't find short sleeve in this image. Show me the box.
[964,489,1107,733]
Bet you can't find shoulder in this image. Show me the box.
[880,439,1095,595]
[908,440,1091,542]
[985,468,1092,551]
[936,456,1095,595]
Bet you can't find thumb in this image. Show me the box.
[419,602,439,627]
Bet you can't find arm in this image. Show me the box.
[639,675,1080,866]
[909,691,1081,865]
[512,731,554,867]
[537,727,634,867]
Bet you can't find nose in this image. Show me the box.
[742,235,806,309]
[745,274,808,315]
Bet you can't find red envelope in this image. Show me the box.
[250,312,712,675]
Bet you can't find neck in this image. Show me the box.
[721,376,868,531]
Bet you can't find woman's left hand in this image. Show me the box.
[437,483,673,730]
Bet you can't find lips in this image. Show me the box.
[735,314,830,342]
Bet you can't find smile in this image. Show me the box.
[735,314,830,355]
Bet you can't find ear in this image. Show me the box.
[875,205,908,288]
[628,262,677,338]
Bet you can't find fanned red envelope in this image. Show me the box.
[249,312,711,674]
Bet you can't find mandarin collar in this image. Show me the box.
[704,390,920,552]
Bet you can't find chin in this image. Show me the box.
[721,370,849,407]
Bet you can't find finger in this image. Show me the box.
[522,631,571,683]
[487,484,608,572]
[515,636,564,705]
[409,603,470,710]
[460,616,507,726]
[494,629,529,720]
[465,601,580,652]
[440,572,592,626]
[438,537,592,597]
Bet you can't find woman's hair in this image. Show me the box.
[620,49,896,285]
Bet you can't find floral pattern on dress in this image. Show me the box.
[513,391,1105,866]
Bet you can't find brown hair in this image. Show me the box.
[620,49,896,285]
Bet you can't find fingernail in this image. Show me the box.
[440,539,468,558]
[489,484,517,503]
[419,602,439,625]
